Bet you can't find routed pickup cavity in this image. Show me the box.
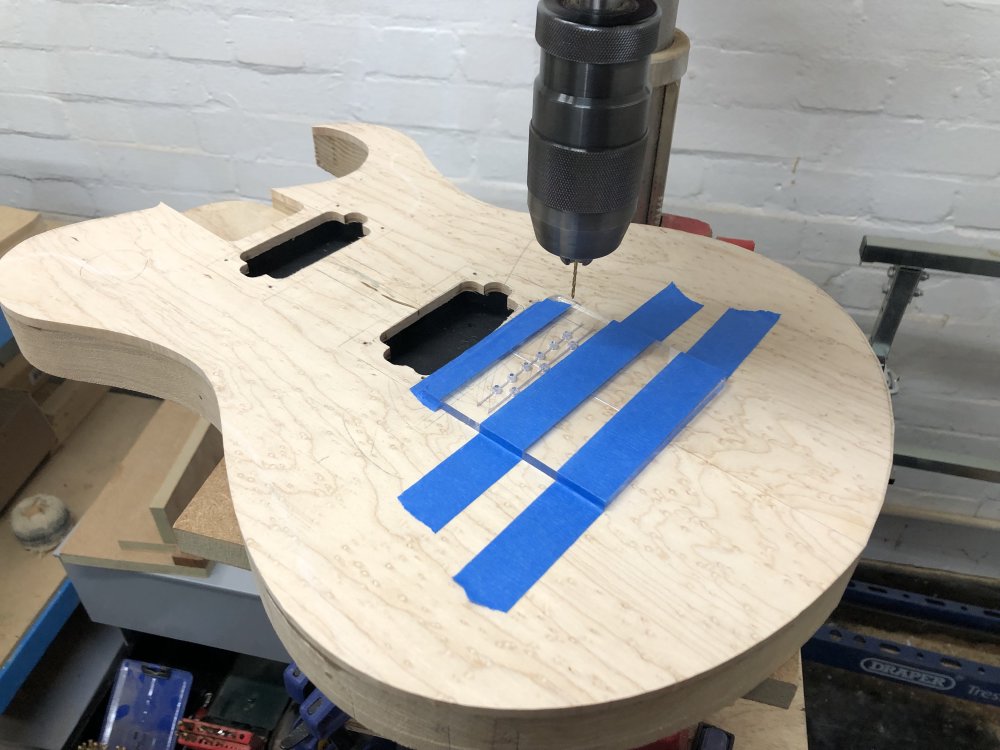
[382,284,514,376]
[241,217,366,279]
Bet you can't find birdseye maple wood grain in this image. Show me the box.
[0,124,892,749]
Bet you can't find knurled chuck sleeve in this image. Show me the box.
[535,0,663,64]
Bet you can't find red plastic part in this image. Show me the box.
[659,213,713,237]
[176,719,260,750]
[632,728,693,750]
[717,237,756,252]
[658,213,756,254]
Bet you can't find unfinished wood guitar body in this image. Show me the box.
[0,124,892,749]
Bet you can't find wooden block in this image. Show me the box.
[173,460,248,570]
[0,390,56,510]
[0,392,158,666]
[0,207,41,258]
[59,399,213,578]
[171,552,210,569]
[148,419,224,544]
[39,380,109,446]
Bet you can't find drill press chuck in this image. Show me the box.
[527,0,663,264]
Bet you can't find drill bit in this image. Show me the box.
[570,261,579,299]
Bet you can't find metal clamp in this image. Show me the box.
[869,264,924,366]
[861,234,1000,368]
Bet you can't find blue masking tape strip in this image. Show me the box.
[483,283,702,452]
[453,482,601,613]
[455,308,780,611]
[558,353,726,508]
[481,322,650,452]
[687,308,780,377]
[399,284,702,530]
[455,354,725,611]
[400,323,648,530]
[399,435,519,532]
[410,297,570,410]
[619,282,703,341]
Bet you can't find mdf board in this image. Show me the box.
[0,392,157,667]
[147,419,223,545]
[0,124,893,749]
[173,460,249,570]
[59,398,212,577]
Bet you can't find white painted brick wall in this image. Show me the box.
[1,0,999,516]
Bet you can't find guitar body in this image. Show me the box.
[0,124,891,749]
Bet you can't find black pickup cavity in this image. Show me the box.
[241,215,367,279]
[382,283,514,375]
